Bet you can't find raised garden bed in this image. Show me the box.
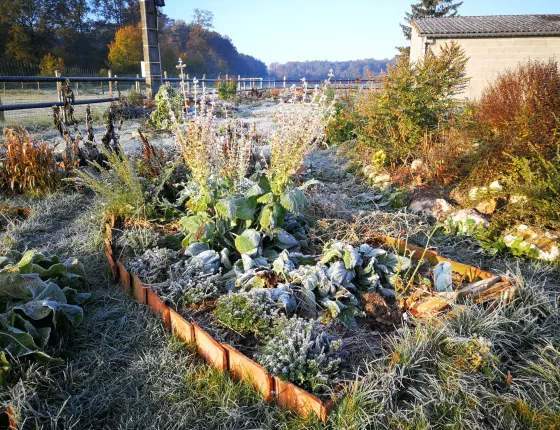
[104,223,514,421]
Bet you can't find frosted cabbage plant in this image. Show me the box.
[256,316,343,392]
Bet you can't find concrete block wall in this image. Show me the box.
[410,28,560,100]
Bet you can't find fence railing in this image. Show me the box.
[0,72,381,125]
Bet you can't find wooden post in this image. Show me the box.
[101,81,104,95]
[108,70,113,98]
[0,96,5,122]
[140,0,163,98]
[75,82,79,96]
[283,76,286,88]
[2,83,5,96]
[238,75,241,91]
[55,70,62,102]
[136,74,141,92]
[163,71,169,87]
[202,74,206,91]
[37,81,40,92]
[187,74,190,93]
[115,75,121,98]
[260,78,263,89]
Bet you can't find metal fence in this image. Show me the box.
[0,72,381,128]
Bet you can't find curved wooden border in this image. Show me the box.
[192,323,228,372]
[0,407,17,430]
[169,309,195,344]
[132,274,147,304]
[223,344,274,403]
[117,261,131,293]
[146,288,170,328]
[274,377,332,422]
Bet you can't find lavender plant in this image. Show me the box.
[256,316,344,392]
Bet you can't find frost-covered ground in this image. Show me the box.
[2,100,559,428]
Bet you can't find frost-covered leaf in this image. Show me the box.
[193,250,221,274]
[321,249,342,265]
[280,189,307,214]
[273,229,300,250]
[235,197,257,220]
[234,229,262,256]
[215,197,236,220]
[185,242,210,257]
[328,261,354,285]
[343,246,362,270]
[277,293,297,313]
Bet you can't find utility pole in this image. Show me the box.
[140,0,165,98]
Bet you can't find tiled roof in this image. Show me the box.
[412,15,560,37]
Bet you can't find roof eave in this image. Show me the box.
[416,32,560,38]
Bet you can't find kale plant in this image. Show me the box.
[128,247,180,283]
[214,290,279,336]
[256,316,343,392]
[153,258,222,308]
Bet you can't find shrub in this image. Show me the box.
[355,41,468,166]
[477,59,560,164]
[326,101,355,145]
[256,316,343,392]
[499,145,560,231]
[214,291,279,336]
[217,79,237,100]
[148,85,183,130]
[0,128,67,195]
[39,53,65,76]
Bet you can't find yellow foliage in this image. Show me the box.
[39,53,65,76]
[107,24,143,73]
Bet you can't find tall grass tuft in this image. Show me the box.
[73,148,151,221]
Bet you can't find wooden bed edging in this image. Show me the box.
[0,407,17,430]
[192,322,228,372]
[223,344,275,403]
[274,377,333,422]
[383,235,507,284]
[132,274,148,304]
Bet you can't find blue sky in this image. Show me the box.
[163,0,559,65]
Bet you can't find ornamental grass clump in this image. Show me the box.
[256,316,343,392]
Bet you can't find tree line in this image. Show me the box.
[269,59,392,80]
[0,1,267,78]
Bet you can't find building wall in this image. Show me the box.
[410,28,560,100]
